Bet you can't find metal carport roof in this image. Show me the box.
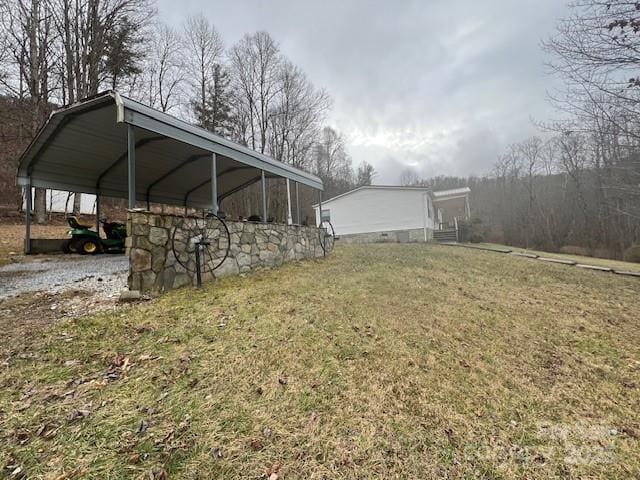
[16,91,323,210]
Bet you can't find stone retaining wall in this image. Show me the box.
[126,210,326,293]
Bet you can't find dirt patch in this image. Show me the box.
[0,288,135,363]
[0,224,70,266]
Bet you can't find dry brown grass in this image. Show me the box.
[1,244,639,479]
[0,224,69,266]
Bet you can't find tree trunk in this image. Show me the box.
[73,193,82,215]
[33,187,47,223]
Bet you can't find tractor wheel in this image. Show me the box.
[61,239,72,254]
[79,238,101,255]
[68,239,83,253]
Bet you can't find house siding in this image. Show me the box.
[314,188,435,240]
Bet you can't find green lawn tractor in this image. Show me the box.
[62,216,127,254]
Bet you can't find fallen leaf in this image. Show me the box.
[136,420,149,434]
[249,439,263,451]
[209,447,223,459]
[278,376,288,385]
[148,466,167,480]
[8,466,25,479]
[110,354,130,370]
[67,409,90,422]
[264,463,280,476]
[156,392,169,402]
[138,354,161,362]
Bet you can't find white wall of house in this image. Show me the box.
[314,187,435,235]
[24,189,96,215]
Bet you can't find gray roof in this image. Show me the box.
[16,91,323,209]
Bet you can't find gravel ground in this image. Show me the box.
[0,254,128,300]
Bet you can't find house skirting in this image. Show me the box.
[126,211,325,293]
[338,227,433,244]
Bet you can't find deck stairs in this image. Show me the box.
[433,228,458,243]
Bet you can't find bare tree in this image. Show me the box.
[356,161,376,186]
[183,14,223,124]
[269,60,330,168]
[228,31,281,152]
[399,168,420,186]
[46,0,153,214]
[139,23,185,113]
[542,0,640,253]
[0,0,56,222]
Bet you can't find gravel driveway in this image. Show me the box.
[0,254,128,300]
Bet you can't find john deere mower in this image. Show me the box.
[62,216,127,254]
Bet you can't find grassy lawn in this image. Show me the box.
[1,244,639,479]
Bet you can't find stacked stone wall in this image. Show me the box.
[127,211,325,293]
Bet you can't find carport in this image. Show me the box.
[16,91,325,254]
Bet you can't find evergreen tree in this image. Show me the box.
[193,63,232,136]
[104,17,146,89]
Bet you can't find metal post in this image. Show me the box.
[261,169,267,222]
[24,180,32,254]
[422,193,428,243]
[286,178,292,225]
[127,124,136,209]
[318,189,325,256]
[195,245,202,288]
[295,181,300,225]
[95,194,100,232]
[211,153,218,215]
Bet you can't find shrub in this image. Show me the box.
[623,245,640,263]
[458,218,485,243]
[592,247,616,260]
[559,245,591,257]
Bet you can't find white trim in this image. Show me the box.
[432,187,471,198]
[432,194,469,203]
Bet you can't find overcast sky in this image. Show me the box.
[157,0,569,183]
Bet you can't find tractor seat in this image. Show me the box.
[67,216,92,229]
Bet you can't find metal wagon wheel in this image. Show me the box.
[171,214,230,279]
[318,220,335,254]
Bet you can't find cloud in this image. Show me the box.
[157,0,569,182]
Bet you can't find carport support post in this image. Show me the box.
[127,124,136,209]
[261,169,267,221]
[24,179,31,254]
[286,178,292,225]
[95,194,100,232]
[211,153,218,215]
[295,181,300,224]
[317,190,323,226]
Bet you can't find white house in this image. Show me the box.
[24,189,97,215]
[313,185,471,243]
